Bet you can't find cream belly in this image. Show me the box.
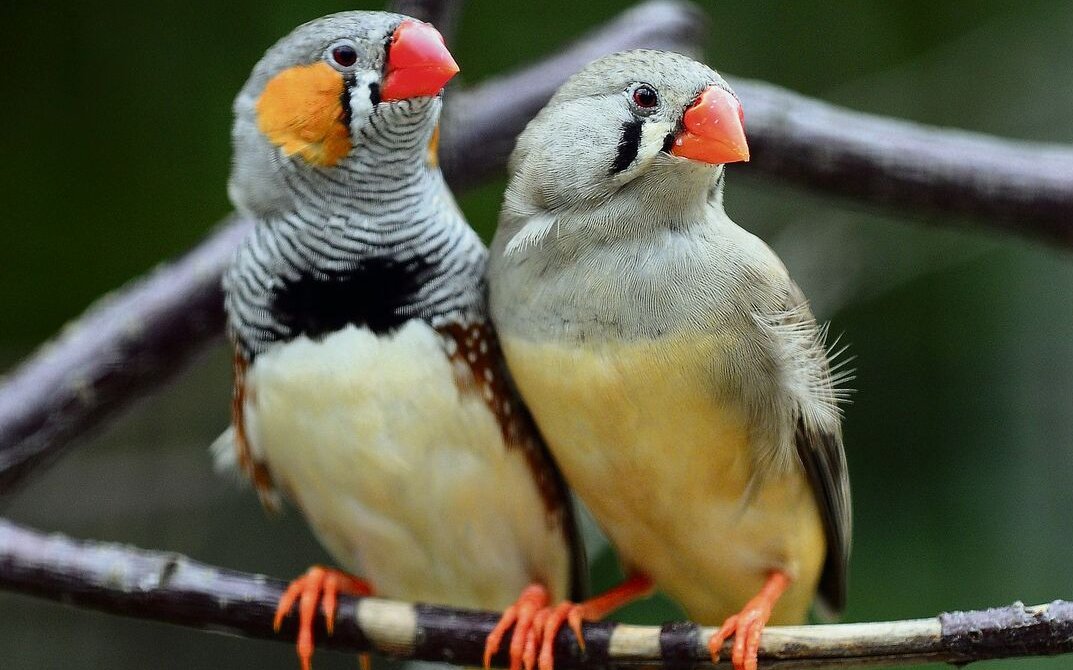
[501,332,825,625]
[244,321,569,610]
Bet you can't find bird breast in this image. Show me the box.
[242,320,571,610]
[498,330,825,626]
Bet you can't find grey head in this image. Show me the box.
[228,10,459,219]
[498,49,750,250]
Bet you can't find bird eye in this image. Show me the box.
[631,85,659,109]
[326,41,359,71]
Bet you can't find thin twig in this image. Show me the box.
[730,76,1073,246]
[0,0,706,496]
[1,518,1070,669]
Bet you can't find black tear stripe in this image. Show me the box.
[340,74,356,133]
[661,131,676,154]
[383,30,394,65]
[369,81,382,106]
[610,119,644,174]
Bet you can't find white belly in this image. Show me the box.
[244,321,570,610]
[501,332,824,624]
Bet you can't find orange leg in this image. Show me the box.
[274,565,374,670]
[484,573,654,670]
[707,571,790,670]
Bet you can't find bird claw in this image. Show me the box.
[483,584,588,670]
[707,572,789,670]
[708,610,766,670]
[536,601,588,670]
[274,565,373,670]
[484,584,548,670]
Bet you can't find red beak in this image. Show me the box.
[381,20,459,101]
[669,85,749,165]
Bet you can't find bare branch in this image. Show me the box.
[0,217,249,494]
[0,0,706,496]
[388,0,464,44]
[731,76,1073,246]
[2,518,1071,669]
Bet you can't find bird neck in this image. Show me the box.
[276,97,444,220]
[533,164,727,252]
[618,163,725,231]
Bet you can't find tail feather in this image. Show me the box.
[210,427,243,481]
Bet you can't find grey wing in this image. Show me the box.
[783,282,852,615]
[795,416,851,614]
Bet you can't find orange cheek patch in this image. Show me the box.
[256,62,352,167]
[426,123,440,168]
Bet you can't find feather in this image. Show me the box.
[504,213,557,257]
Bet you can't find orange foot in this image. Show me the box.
[274,565,374,670]
[707,571,790,670]
[484,574,654,670]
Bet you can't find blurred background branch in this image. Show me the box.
[733,77,1073,246]
[2,518,1071,669]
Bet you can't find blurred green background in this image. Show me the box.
[2,1,1072,668]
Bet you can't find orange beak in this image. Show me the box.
[381,20,459,101]
[669,85,750,165]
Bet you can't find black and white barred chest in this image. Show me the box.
[225,209,487,361]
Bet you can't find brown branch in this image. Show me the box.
[0,0,706,496]
[2,518,1071,669]
[731,77,1073,247]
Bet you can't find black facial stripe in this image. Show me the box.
[610,119,644,174]
[380,29,395,85]
[661,132,676,154]
[340,74,356,133]
[661,114,687,154]
[373,24,395,107]
[383,30,394,63]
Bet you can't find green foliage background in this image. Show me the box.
[1,1,1071,668]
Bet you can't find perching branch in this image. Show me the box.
[730,77,1073,247]
[0,0,706,496]
[2,518,1071,669]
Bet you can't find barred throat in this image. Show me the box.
[225,96,486,359]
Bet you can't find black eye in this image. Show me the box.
[632,85,658,109]
[331,45,358,68]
